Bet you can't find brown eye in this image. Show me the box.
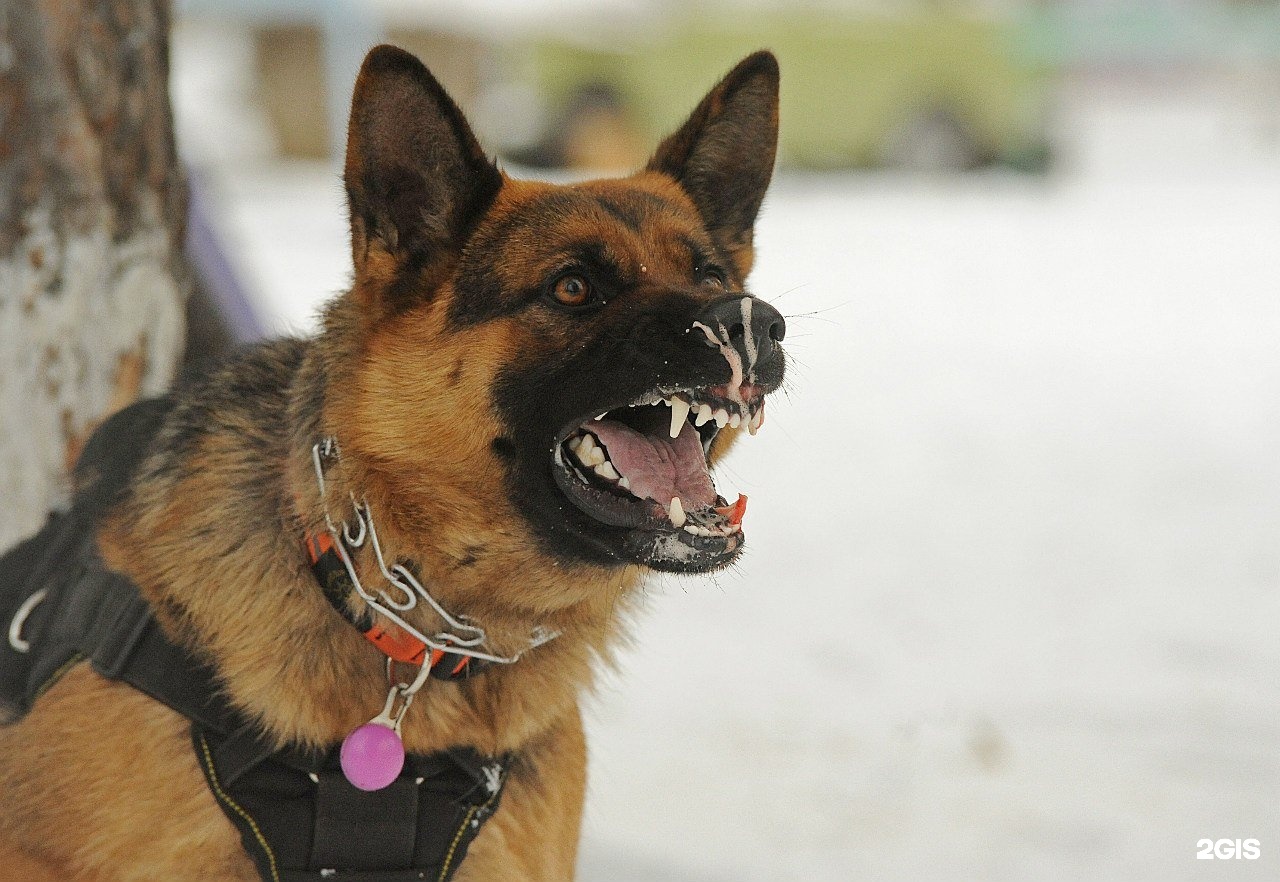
[700,267,727,290]
[552,274,592,306]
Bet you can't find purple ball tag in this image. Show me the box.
[340,721,405,791]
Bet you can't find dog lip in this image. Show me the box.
[622,521,744,573]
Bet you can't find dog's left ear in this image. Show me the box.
[648,51,779,273]
[344,45,502,312]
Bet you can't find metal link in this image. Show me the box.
[310,437,558,668]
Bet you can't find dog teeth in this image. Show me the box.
[618,476,630,491]
[668,496,686,528]
[682,521,742,537]
[667,397,691,438]
[572,433,608,468]
[594,390,764,446]
[594,461,620,481]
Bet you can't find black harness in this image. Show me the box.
[0,400,507,881]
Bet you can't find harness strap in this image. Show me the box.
[0,509,233,732]
[0,398,509,882]
[2,525,507,882]
[195,726,506,882]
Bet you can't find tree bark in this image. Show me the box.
[0,0,187,549]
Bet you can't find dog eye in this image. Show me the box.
[550,273,593,307]
[699,267,727,290]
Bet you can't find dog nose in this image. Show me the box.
[694,295,786,367]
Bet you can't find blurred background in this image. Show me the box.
[150,0,1280,878]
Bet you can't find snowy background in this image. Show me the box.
[171,20,1279,882]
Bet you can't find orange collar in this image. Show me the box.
[304,530,483,681]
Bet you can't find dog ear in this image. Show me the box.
[344,45,502,311]
[647,51,779,272]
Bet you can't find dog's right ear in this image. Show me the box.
[344,45,502,314]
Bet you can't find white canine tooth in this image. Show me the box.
[714,408,729,428]
[668,397,691,438]
[668,497,686,528]
[595,461,620,481]
[618,476,631,491]
[587,446,606,467]
[729,411,741,429]
[748,407,763,435]
[695,403,713,426]
[684,525,699,535]
[568,436,582,452]
[578,434,595,456]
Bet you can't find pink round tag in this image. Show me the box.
[339,721,405,791]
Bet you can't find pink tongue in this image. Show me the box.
[586,420,716,509]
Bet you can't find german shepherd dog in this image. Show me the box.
[0,46,785,880]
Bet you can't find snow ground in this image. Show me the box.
[181,76,1280,877]
[198,163,1280,881]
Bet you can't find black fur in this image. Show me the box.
[492,288,783,567]
[345,45,504,314]
[648,51,780,253]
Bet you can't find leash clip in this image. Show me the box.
[373,658,432,735]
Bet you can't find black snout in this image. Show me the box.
[695,295,786,367]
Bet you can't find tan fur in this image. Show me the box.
[0,179,644,882]
[0,47,780,880]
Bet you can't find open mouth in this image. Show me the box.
[551,387,765,569]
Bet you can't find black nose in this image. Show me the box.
[694,295,786,368]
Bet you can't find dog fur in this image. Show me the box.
[0,45,782,880]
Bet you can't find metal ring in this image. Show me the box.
[8,589,48,653]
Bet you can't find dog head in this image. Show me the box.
[330,46,784,582]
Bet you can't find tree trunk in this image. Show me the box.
[0,0,187,549]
